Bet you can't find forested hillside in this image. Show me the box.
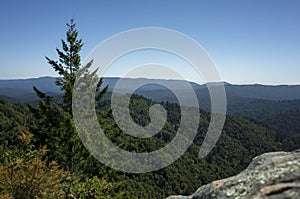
[1,94,296,198]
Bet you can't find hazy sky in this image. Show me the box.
[0,0,299,84]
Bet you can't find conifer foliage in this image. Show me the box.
[32,18,107,174]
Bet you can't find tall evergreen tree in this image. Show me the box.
[45,18,83,112]
[33,18,107,174]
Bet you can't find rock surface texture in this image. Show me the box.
[167,149,300,199]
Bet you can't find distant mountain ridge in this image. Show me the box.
[1,76,300,103]
[0,77,61,103]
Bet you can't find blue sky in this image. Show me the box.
[0,0,299,84]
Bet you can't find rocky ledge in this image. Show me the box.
[167,149,300,199]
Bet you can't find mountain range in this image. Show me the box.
[1,76,300,103]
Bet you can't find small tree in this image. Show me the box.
[0,132,68,199]
[0,132,115,199]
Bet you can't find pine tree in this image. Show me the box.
[33,18,107,174]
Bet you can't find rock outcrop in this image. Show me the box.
[167,149,300,199]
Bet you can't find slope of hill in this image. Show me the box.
[95,94,293,197]
[226,98,300,118]
[260,109,300,136]
[0,94,294,198]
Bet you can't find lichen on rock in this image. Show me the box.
[167,149,300,199]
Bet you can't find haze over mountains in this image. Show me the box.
[1,76,300,104]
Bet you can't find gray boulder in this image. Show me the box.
[167,149,300,199]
